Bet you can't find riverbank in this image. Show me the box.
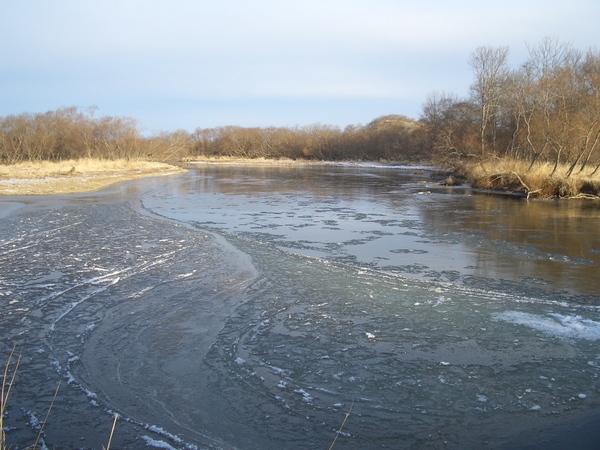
[0,158,186,195]
[2,156,600,199]
[454,158,600,199]
[187,156,600,200]
[1,160,599,448]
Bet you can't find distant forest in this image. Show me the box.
[1,38,599,175]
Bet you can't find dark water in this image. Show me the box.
[1,163,599,449]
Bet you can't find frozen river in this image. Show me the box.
[1,163,599,449]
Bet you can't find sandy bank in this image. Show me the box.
[0,159,186,196]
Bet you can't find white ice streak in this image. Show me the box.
[493,311,600,341]
[415,294,451,308]
[141,436,178,450]
[21,410,50,449]
[129,285,157,299]
[23,409,42,430]
[39,248,183,306]
[315,387,338,395]
[49,276,121,332]
[144,425,185,445]
[293,388,314,403]
[319,161,439,171]
[174,270,196,280]
[65,371,76,384]
[269,365,288,376]
[38,269,126,305]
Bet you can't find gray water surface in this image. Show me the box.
[1,163,599,449]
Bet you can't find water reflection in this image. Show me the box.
[2,163,599,449]
[140,164,600,299]
[421,192,600,297]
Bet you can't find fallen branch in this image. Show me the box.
[510,171,531,192]
[568,193,600,200]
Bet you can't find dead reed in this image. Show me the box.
[1,346,118,449]
[329,401,354,450]
[1,345,21,450]
[461,158,600,199]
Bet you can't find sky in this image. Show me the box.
[1,0,599,134]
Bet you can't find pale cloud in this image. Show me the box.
[1,0,598,131]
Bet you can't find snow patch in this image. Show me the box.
[294,388,314,403]
[175,271,196,280]
[143,424,185,446]
[141,436,177,449]
[269,365,288,376]
[492,311,600,341]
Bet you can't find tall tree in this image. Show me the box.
[565,50,600,176]
[469,46,510,156]
[520,38,581,171]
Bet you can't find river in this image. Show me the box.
[1,163,599,449]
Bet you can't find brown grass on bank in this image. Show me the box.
[460,158,600,199]
[0,158,182,179]
[0,158,185,196]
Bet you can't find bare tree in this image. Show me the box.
[421,92,479,161]
[521,38,581,172]
[469,45,510,156]
[567,49,600,176]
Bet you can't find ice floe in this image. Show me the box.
[492,311,600,341]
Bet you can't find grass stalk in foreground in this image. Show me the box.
[329,400,354,450]
[31,381,60,450]
[1,345,21,450]
[103,413,119,450]
[2,346,119,450]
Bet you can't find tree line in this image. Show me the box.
[423,38,600,175]
[0,107,428,164]
[1,38,598,174]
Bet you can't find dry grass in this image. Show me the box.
[2,345,57,450]
[0,158,185,196]
[1,345,21,450]
[0,158,182,179]
[2,346,118,450]
[461,158,600,199]
[329,401,354,450]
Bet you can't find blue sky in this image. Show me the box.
[1,1,599,134]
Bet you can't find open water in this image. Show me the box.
[1,163,599,449]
